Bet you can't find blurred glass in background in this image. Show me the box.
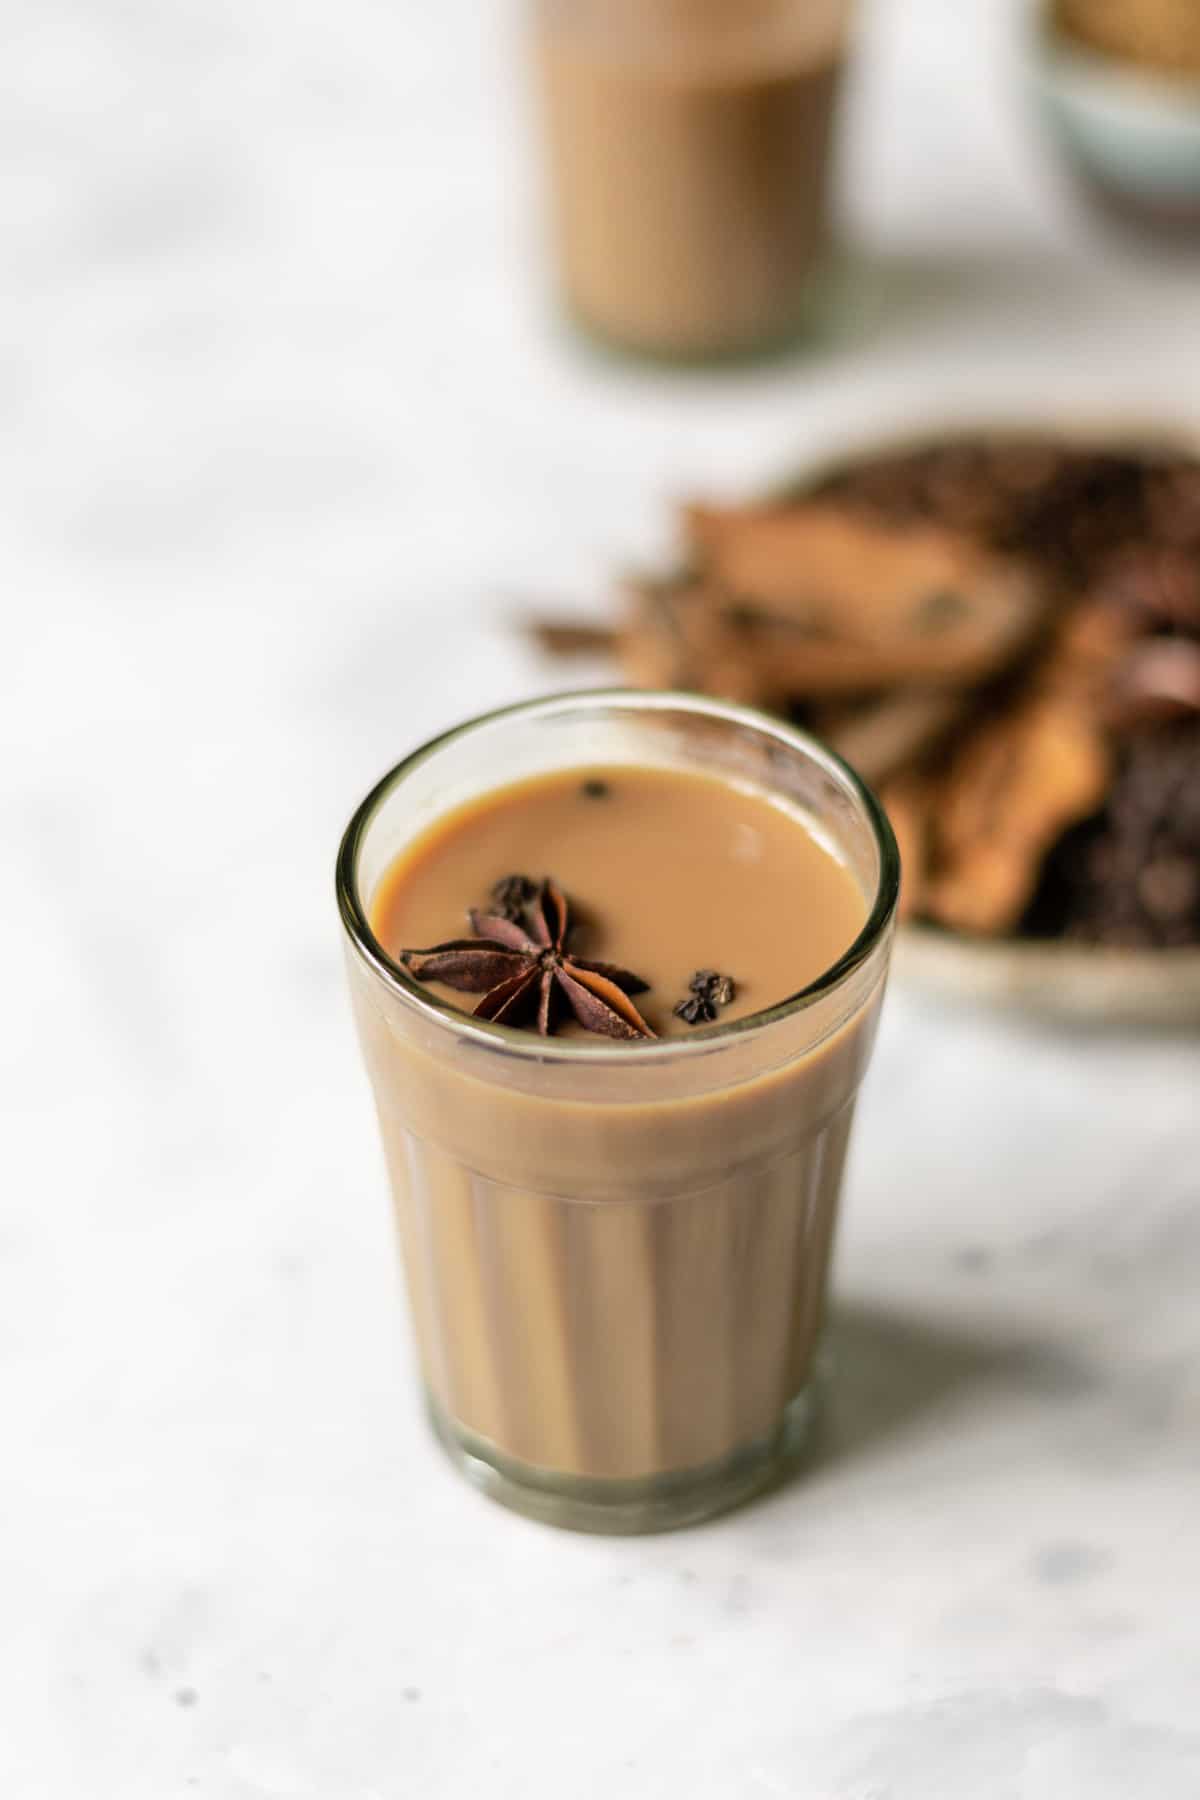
[530,0,853,360]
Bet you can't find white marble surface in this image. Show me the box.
[5,1,1200,1794]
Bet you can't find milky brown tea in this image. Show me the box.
[339,697,897,1531]
[373,766,866,1040]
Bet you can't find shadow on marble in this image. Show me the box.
[545,244,1103,382]
[831,243,1101,353]
[811,1297,1096,1471]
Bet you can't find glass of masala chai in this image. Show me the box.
[337,691,898,1532]
[531,0,852,361]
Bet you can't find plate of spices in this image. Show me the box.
[529,424,1200,1025]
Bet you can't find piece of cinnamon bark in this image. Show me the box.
[628,503,1049,698]
[823,689,973,789]
[880,774,933,923]
[923,695,1110,935]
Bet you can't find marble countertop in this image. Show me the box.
[5,1,1200,1794]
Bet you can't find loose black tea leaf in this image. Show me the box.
[673,968,737,1025]
[488,873,539,923]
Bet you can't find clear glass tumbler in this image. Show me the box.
[337,692,898,1532]
[531,0,854,361]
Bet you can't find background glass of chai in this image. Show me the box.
[337,692,898,1533]
[530,0,853,361]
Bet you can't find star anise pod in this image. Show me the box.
[488,873,540,923]
[673,969,737,1026]
[400,876,656,1039]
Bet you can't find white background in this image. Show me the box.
[4,1,1200,1795]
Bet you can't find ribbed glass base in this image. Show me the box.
[425,1382,818,1534]
[559,263,843,371]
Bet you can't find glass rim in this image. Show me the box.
[336,689,900,1065]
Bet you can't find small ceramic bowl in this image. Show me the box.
[1028,0,1200,229]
